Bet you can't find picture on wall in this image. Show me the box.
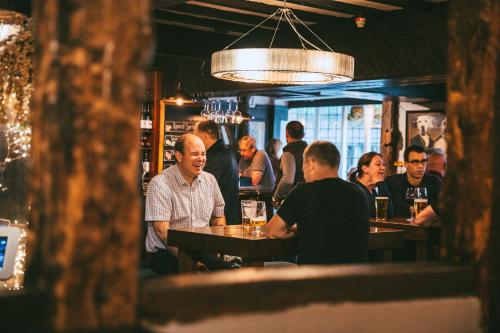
[406,111,447,153]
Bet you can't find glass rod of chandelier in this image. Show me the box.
[200,99,243,124]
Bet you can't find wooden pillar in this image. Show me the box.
[27,1,152,331]
[380,96,402,176]
[445,1,500,332]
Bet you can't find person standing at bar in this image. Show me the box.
[384,145,442,217]
[263,141,369,265]
[273,121,308,204]
[195,120,240,225]
[350,152,393,218]
[145,134,230,275]
[265,138,282,180]
[238,135,275,190]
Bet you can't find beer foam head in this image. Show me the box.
[414,198,428,203]
[375,196,388,200]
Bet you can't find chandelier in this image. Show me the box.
[211,1,354,85]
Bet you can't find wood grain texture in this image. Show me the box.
[446,1,500,331]
[381,96,402,176]
[28,0,152,331]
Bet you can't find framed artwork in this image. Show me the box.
[406,111,447,152]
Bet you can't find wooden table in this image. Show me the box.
[369,218,441,261]
[167,225,404,272]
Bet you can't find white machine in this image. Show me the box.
[0,226,21,280]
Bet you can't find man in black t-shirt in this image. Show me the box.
[384,145,442,218]
[195,120,240,225]
[263,141,369,265]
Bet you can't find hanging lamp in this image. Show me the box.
[211,1,354,85]
[165,62,196,106]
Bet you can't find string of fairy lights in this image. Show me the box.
[0,13,32,290]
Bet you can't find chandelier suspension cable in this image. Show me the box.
[269,8,285,48]
[223,8,282,50]
[211,0,355,85]
[283,9,315,50]
[288,9,334,52]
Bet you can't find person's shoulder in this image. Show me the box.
[423,173,443,185]
[341,178,366,195]
[255,150,267,158]
[385,173,404,184]
[200,170,219,185]
[147,172,174,197]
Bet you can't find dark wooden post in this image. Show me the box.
[444,1,500,332]
[28,1,152,331]
[380,96,402,176]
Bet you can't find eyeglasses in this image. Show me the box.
[407,159,429,165]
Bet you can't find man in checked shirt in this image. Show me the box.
[145,133,231,275]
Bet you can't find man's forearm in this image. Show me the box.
[210,215,226,226]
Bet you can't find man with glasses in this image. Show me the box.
[384,145,442,217]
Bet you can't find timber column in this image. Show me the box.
[28,1,152,331]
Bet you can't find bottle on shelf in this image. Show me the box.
[140,102,153,130]
[145,103,153,129]
[142,150,150,180]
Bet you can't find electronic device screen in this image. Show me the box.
[0,237,7,269]
[0,227,21,280]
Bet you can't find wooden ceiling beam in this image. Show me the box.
[156,8,279,30]
[333,0,402,11]
[153,0,189,8]
[242,0,353,18]
[185,1,316,25]
[153,18,244,36]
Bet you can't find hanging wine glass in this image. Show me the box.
[224,100,234,124]
[207,100,217,121]
[231,100,243,124]
[215,100,225,124]
[200,100,209,118]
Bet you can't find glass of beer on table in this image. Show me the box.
[241,200,267,233]
[413,187,428,218]
[375,196,389,221]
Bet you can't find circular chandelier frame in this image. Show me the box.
[210,2,354,85]
[212,48,354,85]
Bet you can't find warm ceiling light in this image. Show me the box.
[165,81,196,106]
[0,10,26,42]
[211,2,354,85]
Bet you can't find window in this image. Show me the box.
[285,104,382,179]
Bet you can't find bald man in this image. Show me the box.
[145,134,229,274]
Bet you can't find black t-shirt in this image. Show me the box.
[277,177,369,265]
[204,140,240,225]
[353,180,393,218]
[384,173,442,218]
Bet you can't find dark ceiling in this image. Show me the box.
[151,0,448,103]
[1,0,448,103]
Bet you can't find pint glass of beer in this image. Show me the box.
[241,200,256,227]
[413,198,428,217]
[375,196,389,221]
[241,200,267,233]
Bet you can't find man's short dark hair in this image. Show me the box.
[286,121,305,140]
[404,145,426,161]
[304,141,340,168]
[174,135,187,154]
[196,120,220,140]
